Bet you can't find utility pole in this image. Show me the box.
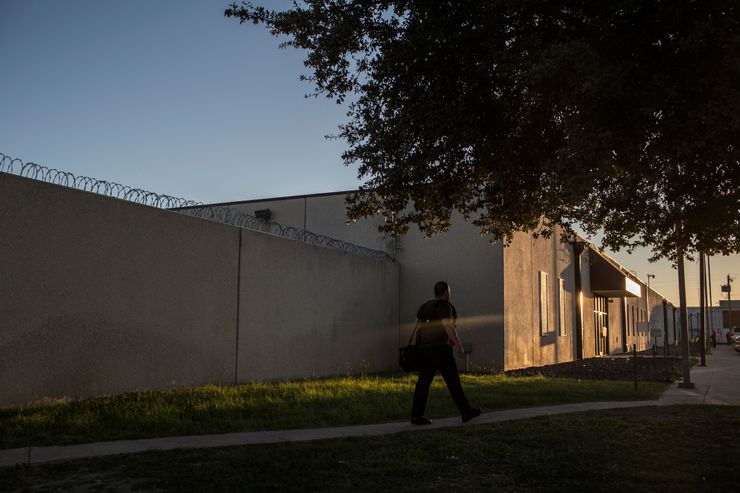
[699,254,706,366]
[677,253,694,389]
[722,275,734,335]
[729,275,734,329]
[647,274,655,348]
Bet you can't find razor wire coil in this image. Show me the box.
[0,152,393,261]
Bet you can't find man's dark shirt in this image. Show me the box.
[416,300,457,347]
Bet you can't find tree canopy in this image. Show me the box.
[226,1,740,261]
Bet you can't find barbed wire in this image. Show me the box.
[0,152,393,261]
[176,204,394,259]
[0,153,201,209]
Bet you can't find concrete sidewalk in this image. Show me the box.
[660,343,740,405]
[2,346,738,469]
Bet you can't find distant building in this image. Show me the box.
[719,300,740,328]
[686,306,724,336]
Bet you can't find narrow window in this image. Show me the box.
[539,271,549,335]
[558,278,566,336]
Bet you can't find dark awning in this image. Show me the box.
[589,252,642,298]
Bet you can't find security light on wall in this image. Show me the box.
[255,208,271,220]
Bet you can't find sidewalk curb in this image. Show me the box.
[0,399,672,469]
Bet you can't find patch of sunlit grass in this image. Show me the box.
[0,373,666,449]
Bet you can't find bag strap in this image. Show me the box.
[407,319,421,346]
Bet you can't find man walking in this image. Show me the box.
[411,281,482,425]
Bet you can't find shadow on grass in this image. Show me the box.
[1,405,736,493]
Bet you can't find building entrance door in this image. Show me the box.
[594,297,609,356]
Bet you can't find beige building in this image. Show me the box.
[0,170,680,407]
[196,191,678,372]
[0,169,682,407]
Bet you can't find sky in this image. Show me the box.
[1,0,738,309]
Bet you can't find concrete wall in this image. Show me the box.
[226,194,505,372]
[0,174,398,407]
[211,192,677,369]
[237,230,398,380]
[395,217,504,373]
[502,227,576,370]
[0,173,239,407]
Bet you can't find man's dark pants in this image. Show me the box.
[411,345,472,417]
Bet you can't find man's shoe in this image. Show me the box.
[462,407,482,423]
[410,416,432,425]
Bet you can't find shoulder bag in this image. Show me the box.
[399,320,422,372]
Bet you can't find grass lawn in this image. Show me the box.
[1,405,737,492]
[0,373,666,449]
